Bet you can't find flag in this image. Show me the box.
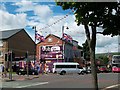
[35,31,45,42]
[63,33,73,42]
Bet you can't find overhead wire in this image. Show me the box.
[37,9,75,31]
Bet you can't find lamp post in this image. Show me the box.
[32,26,36,69]
[62,26,69,62]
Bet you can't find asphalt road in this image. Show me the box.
[2,73,120,89]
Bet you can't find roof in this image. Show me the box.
[45,34,73,45]
[45,34,61,40]
[0,28,24,40]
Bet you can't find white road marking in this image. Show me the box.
[102,84,120,90]
[16,82,49,88]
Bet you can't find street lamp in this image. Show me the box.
[62,26,69,62]
[32,26,36,69]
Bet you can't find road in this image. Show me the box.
[2,73,120,89]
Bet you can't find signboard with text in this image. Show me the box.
[40,45,63,59]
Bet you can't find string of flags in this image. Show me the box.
[38,9,74,31]
[34,9,75,43]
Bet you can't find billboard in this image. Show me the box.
[40,45,63,59]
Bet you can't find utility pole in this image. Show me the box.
[9,50,12,81]
[26,51,29,77]
[62,26,69,62]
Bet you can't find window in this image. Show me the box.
[77,65,83,69]
[56,65,76,68]
[48,38,52,42]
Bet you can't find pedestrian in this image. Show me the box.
[36,64,40,74]
[0,62,5,77]
[45,65,49,74]
[0,64,3,77]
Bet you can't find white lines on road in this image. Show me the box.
[102,84,120,90]
[16,82,49,88]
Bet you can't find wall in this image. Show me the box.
[36,35,63,60]
[64,43,73,62]
[8,30,35,57]
[0,40,8,63]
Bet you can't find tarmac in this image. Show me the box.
[1,73,40,82]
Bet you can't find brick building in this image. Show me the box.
[0,29,35,64]
[36,34,83,72]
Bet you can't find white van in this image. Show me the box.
[52,62,84,75]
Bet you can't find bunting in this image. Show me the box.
[38,9,74,31]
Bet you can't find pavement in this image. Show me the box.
[1,73,40,82]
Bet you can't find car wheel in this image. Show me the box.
[81,71,84,75]
[18,72,21,75]
[32,72,35,75]
[60,71,66,75]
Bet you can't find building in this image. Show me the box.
[36,34,83,72]
[0,29,35,64]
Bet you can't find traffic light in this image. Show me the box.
[5,54,8,61]
[25,52,28,58]
[8,52,15,61]
[8,53,12,61]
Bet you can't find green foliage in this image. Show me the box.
[97,55,109,65]
[56,2,120,36]
[55,2,120,89]
[103,56,109,65]
[77,45,82,49]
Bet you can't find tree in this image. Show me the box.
[98,55,109,65]
[82,40,90,60]
[56,2,120,90]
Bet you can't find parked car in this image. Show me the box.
[16,68,38,75]
[112,66,120,73]
[98,66,108,73]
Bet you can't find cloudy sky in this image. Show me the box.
[0,0,119,54]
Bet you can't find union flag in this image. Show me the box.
[35,31,45,42]
[63,33,73,42]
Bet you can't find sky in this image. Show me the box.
[0,0,119,54]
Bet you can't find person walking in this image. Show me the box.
[36,64,40,74]
[44,64,49,74]
[0,62,5,77]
